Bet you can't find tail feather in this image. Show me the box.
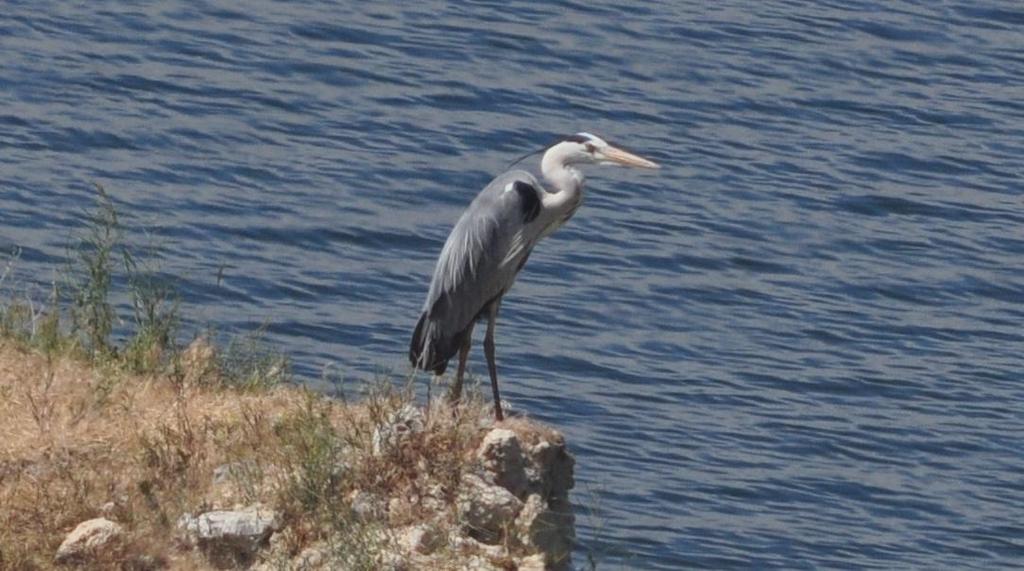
[409,312,437,372]
[409,312,466,375]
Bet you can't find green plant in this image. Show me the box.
[218,325,290,390]
[68,184,120,357]
[34,283,67,357]
[276,393,346,512]
[122,245,180,373]
[0,184,183,372]
[270,392,387,569]
[0,248,28,342]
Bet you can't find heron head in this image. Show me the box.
[558,132,660,169]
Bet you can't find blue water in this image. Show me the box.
[2,2,1023,568]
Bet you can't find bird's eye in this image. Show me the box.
[585,143,595,153]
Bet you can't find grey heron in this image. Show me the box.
[410,132,659,420]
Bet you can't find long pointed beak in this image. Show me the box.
[601,145,660,169]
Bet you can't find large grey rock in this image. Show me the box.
[178,505,280,568]
[54,518,124,564]
[527,437,574,499]
[516,494,575,569]
[458,473,524,543]
[477,428,529,498]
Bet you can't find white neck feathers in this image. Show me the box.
[541,141,584,194]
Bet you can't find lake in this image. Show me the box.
[1,1,1022,568]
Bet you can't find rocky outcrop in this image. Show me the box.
[54,518,125,565]
[459,424,576,569]
[0,328,578,570]
[257,421,576,571]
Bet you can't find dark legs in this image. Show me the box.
[483,302,504,421]
[446,301,504,421]
[449,322,474,404]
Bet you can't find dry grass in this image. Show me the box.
[0,338,504,570]
[0,339,295,569]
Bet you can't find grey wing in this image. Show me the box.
[426,169,542,324]
[410,170,542,371]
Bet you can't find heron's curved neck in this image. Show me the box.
[540,142,584,195]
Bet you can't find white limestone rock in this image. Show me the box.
[178,505,280,567]
[54,518,125,564]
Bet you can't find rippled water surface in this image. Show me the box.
[3,1,1023,568]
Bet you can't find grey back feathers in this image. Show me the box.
[410,170,543,373]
